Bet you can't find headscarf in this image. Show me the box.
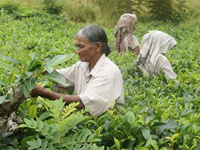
[134,30,177,77]
[114,13,137,52]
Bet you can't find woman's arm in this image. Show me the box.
[30,84,84,108]
[133,46,140,56]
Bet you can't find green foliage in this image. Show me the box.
[0,1,20,14]
[144,0,188,23]
[0,11,200,149]
[44,54,74,73]
[18,97,103,149]
[67,4,96,23]
[0,49,74,98]
[86,107,179,149]
[42,0,63,15]
[29,105,37,118]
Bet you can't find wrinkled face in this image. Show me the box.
[75,36,99,63]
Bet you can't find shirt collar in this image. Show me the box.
[81,54,107,77]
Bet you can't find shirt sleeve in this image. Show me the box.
[54,63,77,92]
[79,71,123,118]
[56,63,77,85]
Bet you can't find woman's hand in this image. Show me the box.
[30,84,45,97]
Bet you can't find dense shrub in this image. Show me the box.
[144,0,188,23]
[0,1,20,14]
[68,4,96,23]
[42,0,63,15]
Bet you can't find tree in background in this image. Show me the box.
[145,0,188,23]
[42,0,63,15]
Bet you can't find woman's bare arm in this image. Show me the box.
[133,46,140,56]
[30,84,84,108]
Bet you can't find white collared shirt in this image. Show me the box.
[56,54,125,118]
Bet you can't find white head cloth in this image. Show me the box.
[134,30,177,77]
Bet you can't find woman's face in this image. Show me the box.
[75,36,99,64]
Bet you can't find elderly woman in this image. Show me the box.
[114,13,140,55]
[134,30,177,80]
[31,25,125,118]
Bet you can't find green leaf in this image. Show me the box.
[24,118,32,127]
[123,111,135,125]
[0,60,19,73]
[44,71,68,86]
[27,59,41,72]
[24,77,36,91]
[22,84,29,98]
[104,120,112,131]
[170,133,181,142]
[20,136,34,149]
[29,105,37,118]
[42,123,50,133]
[0,54,21,64]
[8,71,15,83]
[142,128,151,140]
[145,138,152,148]
[35,46,41,63]
[36,138,42,148]
[41,139,48,149]
[115,104,127,114]
[44,54,74,72]
[31,118,37,128]
[36,118,44,131]
[78,129,91,141]
[151,140,158,150]
[45,67,54,73]
[27,138,41,149]
[0,80,5,85]
[114,137,120,150]
[18,124,29,128]
[39,111,51,120]
[21,72,33,82]
[135,147,149,150]
[158,120,178,132]
[0,95,6,104]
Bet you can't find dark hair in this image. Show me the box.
[76,24,111,56]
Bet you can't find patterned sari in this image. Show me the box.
[114,14,137,52]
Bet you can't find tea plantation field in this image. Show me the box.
[0,12,200,150]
